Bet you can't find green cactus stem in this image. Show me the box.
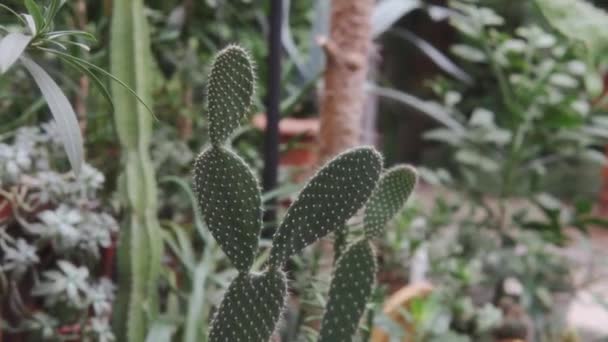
[193,146,262,271]
[207,45,255,145]
[318,239,376,342]
[364,165,417,239]
[268,147,383,267]
[208,270,287,342]
[192,44,405,342]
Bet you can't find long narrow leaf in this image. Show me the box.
[24,0,45,34]
[0,4,27,25]
[59,40,90,51]
[145,321,177,342]
[302,0,330,81]
[41,47,157,120]
[159,176,209,242]
[46,30,97,41]
[183,259,213,342]
[372,0,420,38]
[366,82,464,133]
[45,0,64,24]
[281,0,305,78]
[0,33,32,73]
[58,54,114,111]
[388,28,472,84]
[22,14,37,35]
[20,56,83,174]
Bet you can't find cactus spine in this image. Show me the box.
[193,45,385,341]
[318,165,418,342]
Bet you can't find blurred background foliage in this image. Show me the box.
[1,0,608,341]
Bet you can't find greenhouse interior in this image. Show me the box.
[1,0,608,341]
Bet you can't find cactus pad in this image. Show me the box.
[268,147,382,267]
[207,45,255,145]
[193,146,262,271]
[318,239,376,342]
[364,165,417,239]
[209,270,287,342]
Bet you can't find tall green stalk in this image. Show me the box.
[110,0,162,341]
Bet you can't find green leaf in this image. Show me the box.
[159,176,209,242]
[0,33,32,73]
[0,4,28,25]
[372,0,420,38]
[45,0,65,24]
[183,257,215,342]
[59,40,90,51]
[40,47,157,120]
[536,0,608,61]
[424,128,462,145]
[145,321,177,342]
[46,30,97,42]
[455,149,499,172]
[20,56,83,174]
[25,0,45,34]
[22,14,37,35]
[536,0,608,95]
[581,149,608,166]
[57,54,114,112]
[451,44,486,62]
[366,83,465,133]
[388,28,472,84]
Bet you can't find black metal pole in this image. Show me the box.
[263,0,282,228]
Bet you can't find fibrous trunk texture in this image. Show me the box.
[319,0,375,162]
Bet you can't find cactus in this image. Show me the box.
[318,239,376,342]
[207,45,255,145]
[110,0,163,340]
[208,270,287,341]
[193,146,262,271]
[364,165,418,239]
[268,147,383,267]
[192,45,385,342]
[318,165,418,341]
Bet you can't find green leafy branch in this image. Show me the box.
[0,0,154,173]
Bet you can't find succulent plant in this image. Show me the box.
[110,0,163,339]
[364,165,418,239]
[318,165,418,342]
[318,239,376,342]
[193,45,384,342]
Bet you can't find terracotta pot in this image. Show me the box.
[252,114,319,181]
[371,282,433,342]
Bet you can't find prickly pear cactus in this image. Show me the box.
[207,44,255,145]
[268,147,382,267]
[193,146,262,271]
[208,270,287,342]
[318,164,417,341]
[318,239,376,342]
[364,165,417,239]
[193,45,393,342]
